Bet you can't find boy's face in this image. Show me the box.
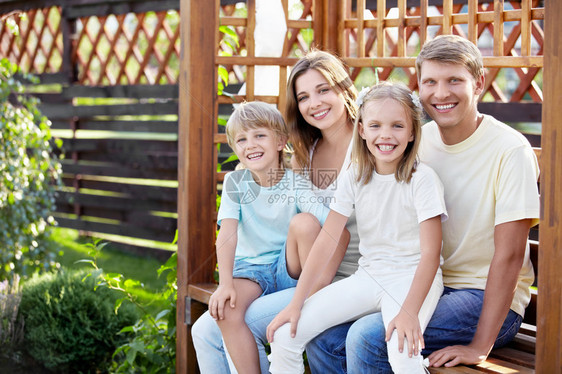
[418,60,484,144]
[233,127,286,177]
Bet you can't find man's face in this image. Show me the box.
[418,60,484,144]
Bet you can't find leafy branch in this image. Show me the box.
[78,238,178,373]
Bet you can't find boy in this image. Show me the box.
[208,101,338,373]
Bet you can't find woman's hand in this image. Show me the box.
[266,301,303,343]
[208,284,236,320]
[385,310,424,357]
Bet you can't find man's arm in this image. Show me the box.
[429,218,531,367]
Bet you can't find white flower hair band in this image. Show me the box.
[356,86,370,107]
[410,92,422,109]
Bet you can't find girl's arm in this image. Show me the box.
[385,215,442,357]
[208,218,238,320]
[266,210,349,341]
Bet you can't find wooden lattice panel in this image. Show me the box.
[342,0,544,103]
[216,0,317,181]
[73,10,180,85]
[219,0,314,87]
[0,7,63,74]
[213,0,545,184]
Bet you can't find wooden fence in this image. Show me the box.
[0,0,184,257]
[0,0,289,257]
[0,0,234,256]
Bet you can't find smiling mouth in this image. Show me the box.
[377,144,396,152]
[312,109,329,119]
[434,103,456,110]
[247,152,263,160]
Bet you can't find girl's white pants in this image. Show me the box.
[269,266,443,374]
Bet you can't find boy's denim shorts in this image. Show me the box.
[232,245,297,296]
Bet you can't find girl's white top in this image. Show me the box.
[330,163,448,276]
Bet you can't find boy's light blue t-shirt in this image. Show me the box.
[218,169,329,264]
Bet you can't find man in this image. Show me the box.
[306,34,540,372]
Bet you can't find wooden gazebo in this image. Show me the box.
[177,1,560,373]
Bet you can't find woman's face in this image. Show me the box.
[294,69,348,132]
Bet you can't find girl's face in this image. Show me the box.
[359,98,414,175]
[294,69,348,132]
[233,127,286,184]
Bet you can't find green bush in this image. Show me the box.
[0,57,62,279]
[19,269,139,373]
[110,252,177,373]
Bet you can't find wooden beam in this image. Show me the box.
[62,84,179,98]
[177,0,218,373]
[63,0,180,19]
[55,216,176,242]
[537,0,562,373]
[38,102,178,119]
[313,0,324,50]
[478,102,542,123]
[322,0,340,54]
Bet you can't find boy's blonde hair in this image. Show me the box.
[225,101,289,167]
[352,81,423,184]
[286,50,358,170]
[416,34,484,81]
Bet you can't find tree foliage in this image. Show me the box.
[0,58,62,280]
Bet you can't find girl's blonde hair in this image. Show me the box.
[286,50,358,170]
[226,101,289,168]
[352,81,423,184]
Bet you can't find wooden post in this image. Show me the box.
[321,0,340,54]
[60,6,77,84]
[537,0,562,373]
[177,0,217,373]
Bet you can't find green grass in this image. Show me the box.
[47,228,171,314]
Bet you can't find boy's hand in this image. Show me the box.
[266,301,302,343]
[385,310,424,357]
[208,284,236,320]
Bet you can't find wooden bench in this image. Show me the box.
[186,239,539,373]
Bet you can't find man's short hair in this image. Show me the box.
[416,35,484,81]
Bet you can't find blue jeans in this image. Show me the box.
[232,245,298,297]
[306,287,523,374]
[191,287,295,373]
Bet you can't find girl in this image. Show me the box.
[191,50,361,374]
[266,81,447,373]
